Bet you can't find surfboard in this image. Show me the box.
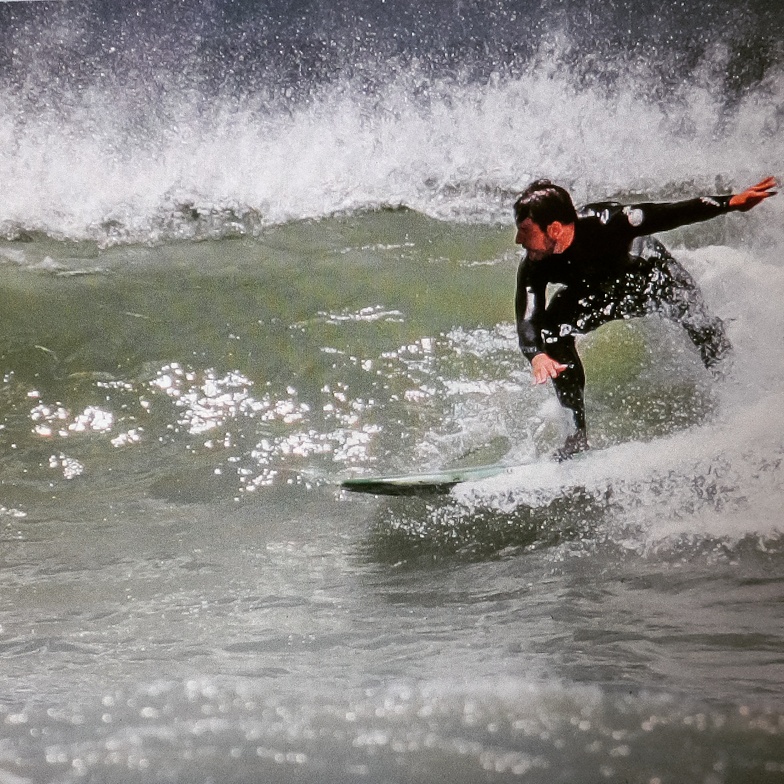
[340,463,512,496]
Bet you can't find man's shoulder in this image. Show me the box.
[517,254,535,277]
[578,201,626,223]
[577,201,646,233]
[516,255,547,287]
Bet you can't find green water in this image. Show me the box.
[4,210,780,784]
[0,209,718,508]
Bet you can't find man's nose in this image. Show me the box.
[515,227,524,245]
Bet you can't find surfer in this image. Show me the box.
[514,176,777,460]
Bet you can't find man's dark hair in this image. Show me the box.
[514,179,577,230]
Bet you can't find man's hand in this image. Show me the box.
[729,176,778,211]
[531,353,569,385]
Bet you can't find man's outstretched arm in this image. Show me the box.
[617,176,777,238]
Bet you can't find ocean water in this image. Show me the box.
[1,1,783,782]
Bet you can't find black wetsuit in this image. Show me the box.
[515,195,734,434]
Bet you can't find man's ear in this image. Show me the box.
[545,220,576,253]
[546,221,564,241]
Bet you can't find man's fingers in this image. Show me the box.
[752,176,777,190]
[531,355,571,385]
[533,363,568,384]
[749,177,778,198]
[730,177,778,210]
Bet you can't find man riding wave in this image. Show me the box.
[513,177,777,460]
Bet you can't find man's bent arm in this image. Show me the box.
[515,262,544,360]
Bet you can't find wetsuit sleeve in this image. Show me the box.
[515,260,546,361]
[620,194,734,238]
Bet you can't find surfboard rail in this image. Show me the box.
[340,463,511,496]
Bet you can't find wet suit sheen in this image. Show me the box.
[515,195,734,433]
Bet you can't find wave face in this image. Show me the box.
[1,0,782,244]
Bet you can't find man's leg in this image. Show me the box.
[548,338,590,460]
[540,276,655,458]
[632,237,732,374]
[539,292,592,458]
[545,337,587,432]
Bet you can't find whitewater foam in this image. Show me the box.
[1,52,782,245]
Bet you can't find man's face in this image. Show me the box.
[515,217,557,261]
